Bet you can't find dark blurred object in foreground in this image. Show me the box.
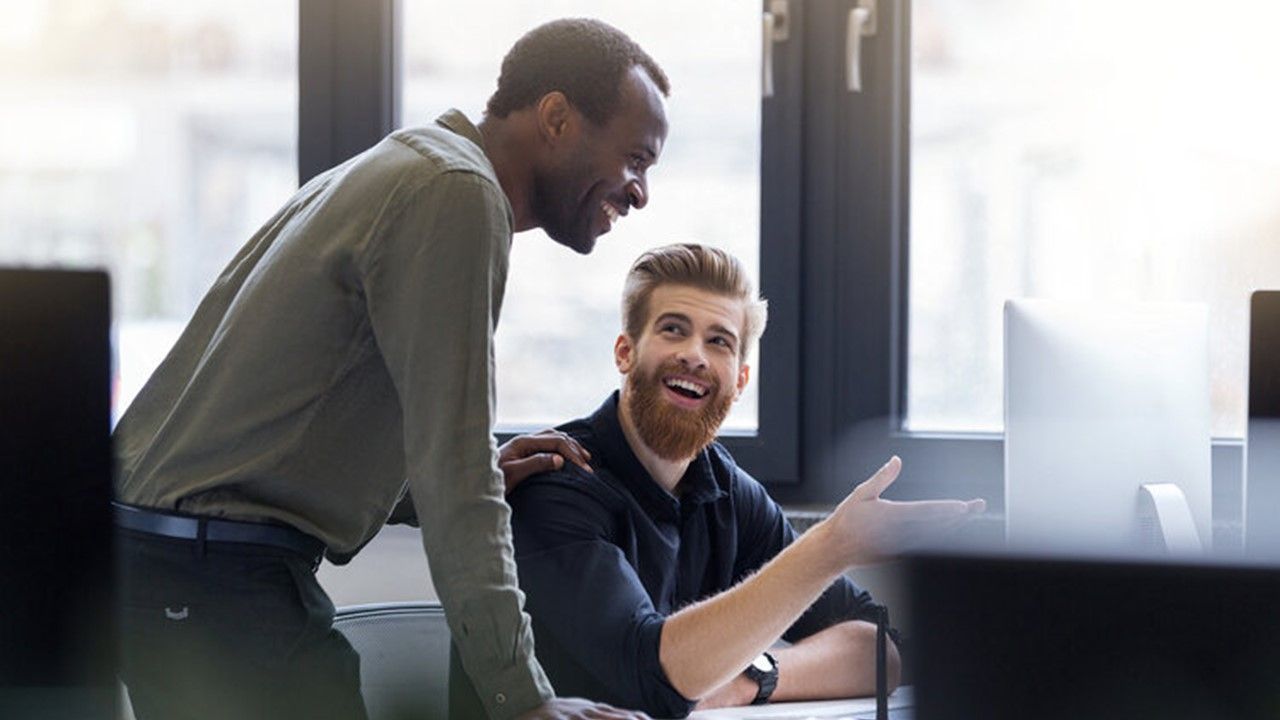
[0,269,115,718]
[909,552,1280,720]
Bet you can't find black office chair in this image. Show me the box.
[333,602,450,720]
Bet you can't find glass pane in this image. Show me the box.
[0,0,298,422]
[401,2,761,430]
[908,0,1280,436]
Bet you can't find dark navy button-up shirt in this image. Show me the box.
[506,392,884,718]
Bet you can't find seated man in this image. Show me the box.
[505,243,984,717]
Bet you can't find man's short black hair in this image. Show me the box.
[486,18,670,126]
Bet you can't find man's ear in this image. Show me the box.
[535,91,575,145]
[614,333,635,374]
[733,362,751,400]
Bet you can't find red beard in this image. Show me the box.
[625,359,734,462]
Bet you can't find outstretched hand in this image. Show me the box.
[822,456,985,567]
[498,429,593,494]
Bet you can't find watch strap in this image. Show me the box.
[744,651,779,705]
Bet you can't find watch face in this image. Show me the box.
[751,654,773,673]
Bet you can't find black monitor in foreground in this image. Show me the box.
[908,552,1280,720]
[0,269,115,718]
[1247,290,1280,559]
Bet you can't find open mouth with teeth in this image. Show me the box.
[662,376,711,407]
[599,200,624,234]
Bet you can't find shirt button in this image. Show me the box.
[495,693,507,705]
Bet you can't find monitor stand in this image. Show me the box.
[1136,483,1203,555]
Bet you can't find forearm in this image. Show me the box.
[686,454,981,707]
[659,521,847,700]
[416,459,554,718]
[695,620,901,709]
[775,620,901,701]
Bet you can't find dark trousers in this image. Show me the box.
[117,530,369,720]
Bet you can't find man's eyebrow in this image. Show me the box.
[654,312,691,326]
[708,324,740,343]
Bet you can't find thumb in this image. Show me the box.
[851,456,902,501]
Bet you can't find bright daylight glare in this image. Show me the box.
[909,0,1280,437]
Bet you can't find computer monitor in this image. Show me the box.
[907,551,1280,720]
[1003,299,1212,557]
[0,269,115,717]
[1246,290,1280,560]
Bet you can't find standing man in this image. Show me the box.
[113,19,667,720]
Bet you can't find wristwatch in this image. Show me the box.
[743,651,779,705]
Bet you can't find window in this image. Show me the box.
[907,0,1280,437]
[0,0,298,422]
[400,1,763,431]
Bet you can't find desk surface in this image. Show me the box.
[689,687,913,719]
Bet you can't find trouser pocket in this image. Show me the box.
[117,532,367,720]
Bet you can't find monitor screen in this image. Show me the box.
[1002,299,1212,557]
[1246,290,1280,559]
[0,269,115,716]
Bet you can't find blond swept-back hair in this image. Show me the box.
[621,243,769,361]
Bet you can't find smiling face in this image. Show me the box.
[532,65,669,254]
[615,284,751,461]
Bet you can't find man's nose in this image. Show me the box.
[675,341,708,370]
[625,176,648,210]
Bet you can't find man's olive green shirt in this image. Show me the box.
[114,110,553,718]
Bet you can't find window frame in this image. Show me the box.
[298,0,399,184]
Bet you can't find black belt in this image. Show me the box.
[113,502,326,566]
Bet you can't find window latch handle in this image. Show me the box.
[847,0,877,92]
[763,0,789,99]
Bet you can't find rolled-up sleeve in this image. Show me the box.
[509,476,697,718]
[362,167,552,719]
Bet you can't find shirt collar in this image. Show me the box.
[435,109,486,151]
[588,392,728,521]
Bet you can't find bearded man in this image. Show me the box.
[499,244,985,718]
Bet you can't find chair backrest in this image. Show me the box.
[333,602,450,720]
